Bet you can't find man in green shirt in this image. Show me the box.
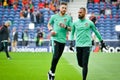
[70,7,107,80]
[47,2,72,80]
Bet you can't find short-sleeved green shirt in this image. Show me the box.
[49,13,72,43]
[70,18,102,47]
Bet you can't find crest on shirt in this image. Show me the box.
[64,18,67,22]
[85,23,88,26]
[55,18,58,21]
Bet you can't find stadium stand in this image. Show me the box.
[0,0,119,47]
[87,0,119,40]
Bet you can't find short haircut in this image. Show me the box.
[80,7,86,12]
[60,1,67,6]
[5,21,11,26]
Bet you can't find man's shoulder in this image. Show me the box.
[85,18,92,22]
[51,13,59,17]
[65,14,72,18]
[0,25,5,30]
[73,19,79,23]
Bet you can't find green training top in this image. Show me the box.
[70,18,102,47]
[49,13,72,43]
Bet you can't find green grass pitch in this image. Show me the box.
[0,52,120,80]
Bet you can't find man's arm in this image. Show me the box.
[69,23,75,51]
[90,21,102,41]
[47,15,54,31]
[66,18,72,31]
[66,17,73,31]
[90,21,107,50]
[70,23,75,40]
[47,15,57,36]
[0,26,4,33]
[47,23,53,31]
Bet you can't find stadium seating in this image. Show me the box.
[87,1,119,40]
[0,0,118,41]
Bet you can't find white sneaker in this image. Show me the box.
[7,57,11,60]
[48,71,55,80]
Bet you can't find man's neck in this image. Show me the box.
[80,17,85,20]
[59,12,65,16]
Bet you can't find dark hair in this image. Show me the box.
[60,1,67,6]
[80,7,86,12]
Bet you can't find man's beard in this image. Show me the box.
[78,15,84,19]
[60,11,66,15]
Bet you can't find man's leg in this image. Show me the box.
[14,41,17,51]
[76,47,90,80]
[50,41,65,73]
[82,47,90,80]
[76,47,83,67]
[0,42,4,52]
[3,42,11,58]
[12,41,15,51]
[48,41,65,80]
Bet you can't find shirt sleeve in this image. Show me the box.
[68,16,73,28]
[70,23,75,40]
[90,21,102,41]
[48,15,54,25]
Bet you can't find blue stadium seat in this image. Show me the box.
[0,11,2,15]
[94,9,100,15]
[8,17,14,21]
[88,9,93,13]
[99,14,105,19]
[105,21,111,25]
[96,23,100,27]
[100,2,105,7]
[13,23,18,27]
[99,31,104,36]
[49,10,54,15]
[106,29,111,33]
[106,2,112,8]
[94,3,99,9]
[88,5,93,9]
[112,5,117,9]
[99,20,105,25]
[18,31,23,41]
[87,3,94,7]
[104,32,111,39]
[112,20,117,24]
[99,26,104,30]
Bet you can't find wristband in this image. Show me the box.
[65,25,68,30]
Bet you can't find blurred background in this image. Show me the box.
[0,0,120,52]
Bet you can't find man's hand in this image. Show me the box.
[69,41,74,52]
[59,22,66,28]
[50,30,56,36]
[100,40,108,52]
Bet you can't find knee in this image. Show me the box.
[78,62,83,67]
[53,54,60,61]
[83,63,88,69]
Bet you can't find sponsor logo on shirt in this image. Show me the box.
[64,18,67,22]
[85,23,88,27]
